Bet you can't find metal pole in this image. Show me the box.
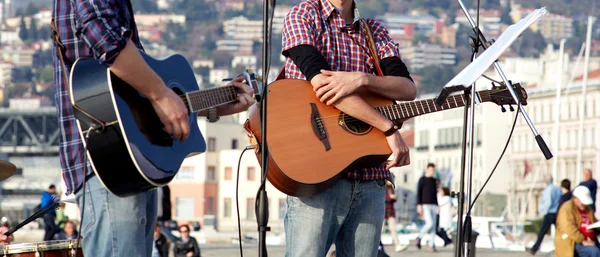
[552,39,566,184]
[457,0,552,160]
[576,16,594,184]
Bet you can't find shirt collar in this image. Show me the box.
[321,0,361,25]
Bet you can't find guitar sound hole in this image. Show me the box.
[338,113,373,135]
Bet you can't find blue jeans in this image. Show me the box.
[575,243,600,257]
[75,174,158,257]
[418,204,438,248]
[284,178,386,257]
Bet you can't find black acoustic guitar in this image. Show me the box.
[69,52,262,197]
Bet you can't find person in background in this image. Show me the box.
[383,179,408,252]
[580,169,597,212]
[41,184,60,241]
[0,226,11,245]
[56,202,68,230]
[559,179,573,208]
[529,174,562,255]
[152,223,169,257]
[555,186,600,257]
[56,221,78,240]
[437,187,453,247]
[415,163,439,252]
[174,224,200,257]
[157,185,177,242]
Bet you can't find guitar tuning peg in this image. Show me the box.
[501,106,507,113]
[509,105,515,112]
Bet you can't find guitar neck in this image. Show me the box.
[377,90,493,122]
[185,85,238,112]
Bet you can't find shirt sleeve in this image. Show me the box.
[367,19,400,60]
[282,5,317,52]
[75,0,131,65]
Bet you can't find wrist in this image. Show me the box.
[360,73,371,87]
[383,123,399,137]
[147,84,169,102]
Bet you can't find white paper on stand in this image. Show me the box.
[442,7,548,89]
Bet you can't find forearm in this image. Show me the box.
[109,40,168,101]
[363,74,416,101]
[332,94,393,132]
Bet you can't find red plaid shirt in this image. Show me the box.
[282,0,399,181]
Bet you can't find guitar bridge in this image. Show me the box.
[309,103,331,151]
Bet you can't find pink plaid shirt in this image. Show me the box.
[282,0,399,181]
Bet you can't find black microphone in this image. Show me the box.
[4,196,61,237]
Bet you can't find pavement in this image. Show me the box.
[10,229,549,257]
[201,244,543,257]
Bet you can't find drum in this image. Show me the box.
[0,240,83,257]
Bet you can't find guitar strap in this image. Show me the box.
[50,0,140,130]
[359,18,384,77]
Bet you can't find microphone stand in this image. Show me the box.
[442,1,554,257]
[257,0,272,256]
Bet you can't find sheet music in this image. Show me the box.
[443,7,548,89]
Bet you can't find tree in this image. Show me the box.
[19,16,28,41]
[500,6,512,24]
[25,3,39,16]
[38,66,54,83]
[130,0,158,12]
[30,18,38,41]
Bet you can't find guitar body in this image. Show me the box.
[69,53,205,197]
[246,79,397,197]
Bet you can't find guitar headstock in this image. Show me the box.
[487,82,528,111]
[239,69,264,102]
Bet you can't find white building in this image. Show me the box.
[232,55,257,71]
[412,91,516,216]
[273,6,293,34]
[170,112,288,233]
[209,68,230,86]
[223,16,263,41]
[216,39,254,54]
[399,43,457,69]
[510,68,600,220]
[455,9,503,37]
[376,14,443,36]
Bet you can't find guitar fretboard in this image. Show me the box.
[375,91,492,121]
[186,86,238,112]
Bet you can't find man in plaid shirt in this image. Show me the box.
[52,0,254,256]
[281,0,416,256]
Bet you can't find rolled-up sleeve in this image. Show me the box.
[368,19,400,60]
[76,0,131,65]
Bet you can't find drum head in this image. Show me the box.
[0,240,81,254]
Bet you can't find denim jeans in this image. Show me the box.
[75,174,158,257]
[575,243,600,257]
[43,214,60,241]
[418,204,438,248]
[284,178,386,257]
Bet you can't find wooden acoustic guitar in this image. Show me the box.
[68,52,262,197]
[244,79,527,197]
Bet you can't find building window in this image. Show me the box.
[246,198,255,220]
[206,197,214,215]
[279,198,287,220]
[247,167,256,181]
[176,197,195,218]
[224,198,232,218]
[403,173,408,183]
[207,166,216,181]
[224,167,232,180]
[177,166,194,180]
[232,139,239,149]
[208,137,216,152]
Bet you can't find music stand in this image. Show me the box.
[435,5,552,257]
